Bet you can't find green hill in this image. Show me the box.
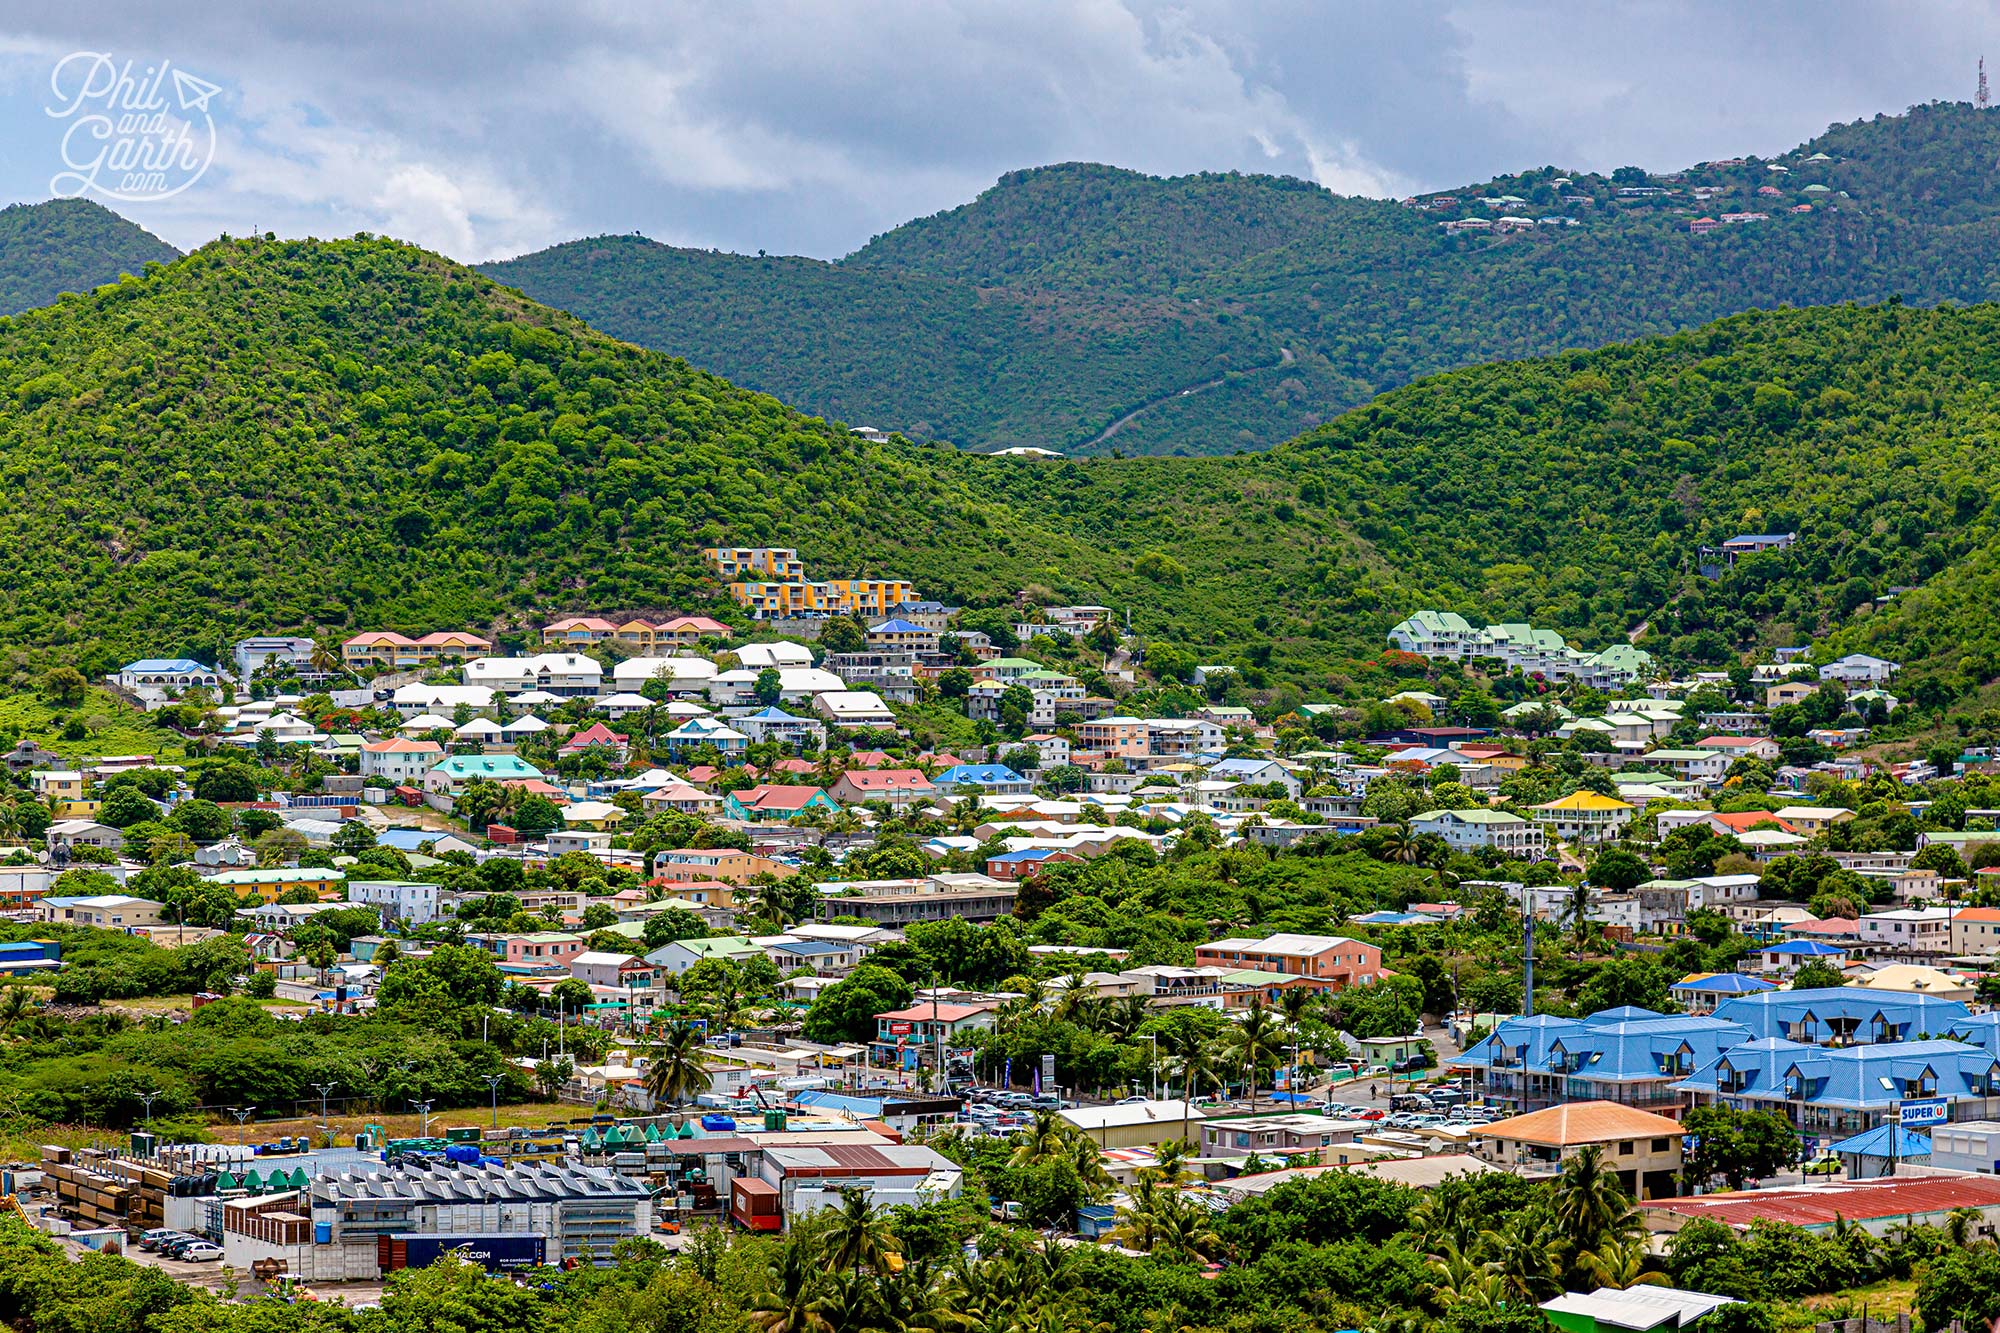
[484,101,2000,458]
[8,233,2000,718]
[0,199,180,315]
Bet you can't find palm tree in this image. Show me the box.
[1576,1235,1666,1291]
[642,1022,713,1113]
[1164,1039,1221,1147]
[1947,1206,1986,1249]
[750,1237,832,1333]
[1009,1109,1071,1167]
[1551,1145,1640,1260]
[1228,999,1287,1116]
[821,1186,900,1274]
[1101,994,1151,1042]
[1149,1192,1221,1264]
[1065,1128,1114,1201]
[1150,1137,1194,1189]
[1566,880,1593,962]
[1427,1241,1506,1311]
[0,986,34,1033]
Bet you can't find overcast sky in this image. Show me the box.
[1,2,1995,263]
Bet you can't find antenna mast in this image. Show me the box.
[1980,57,1991,110]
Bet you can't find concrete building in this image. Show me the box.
[1474,1101,1685,1198]
[1059,1099,1209,1151]
[1411,808,1546,858]
[1192,933,1384,991]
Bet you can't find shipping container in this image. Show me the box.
[377,1233,547,1273]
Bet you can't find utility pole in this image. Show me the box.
[1522,912,1536,1017]
[1980,57,1991,110]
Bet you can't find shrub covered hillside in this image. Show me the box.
[11,233,2000,712]
[0,234,1365,679]
[0,198,180,315]
[488,102,2000,457]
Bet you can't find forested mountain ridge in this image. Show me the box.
[0,198,180,315]
[8,230,2000,721]
[484,101,2000,457]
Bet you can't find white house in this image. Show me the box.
[1819,654,1900,685]
[358,738,444,783]
[390,684,498,718]
[346,878,440,925]
[814,691,896,728]
[611,656,717,692]
[1860,907,1952,955]
[114,658,222,695]
[462,653,604,697]
[1411,808,1546,858]
[737,642,815,670]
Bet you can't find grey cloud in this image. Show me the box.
[0,2,1995,261]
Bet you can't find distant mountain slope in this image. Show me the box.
[477,236,1280,450]
[0,199,179,314]
[486,101,2000,457]
[10,234,2000,717]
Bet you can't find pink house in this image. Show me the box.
[473,931,587,968]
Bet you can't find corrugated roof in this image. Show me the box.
[1646,1174,2000,1229]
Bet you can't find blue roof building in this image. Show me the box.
[1450,1008,1750,1115]
[1947,1013,2000,1058]
[1756,939,1851,975]
[1668,973,1777,1015]
[1709,988,1971,1047]
[1827,1124,1932,1178]
[1674,1036,2000,1136]
[932,764,1031,794]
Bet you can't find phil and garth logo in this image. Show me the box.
[46,52,220,203]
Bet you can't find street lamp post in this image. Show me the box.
[483,1075,504,1129]
[1140,1034,1158,1101]
[311,1082,338,1145]
[414,1099,435,1139]
[137,1089,163,1132]
[229,1105,255,1151]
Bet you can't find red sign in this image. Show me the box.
[887,1021,913,1036]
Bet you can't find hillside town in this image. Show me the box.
[10,562,2000,1307]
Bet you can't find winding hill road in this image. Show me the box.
[1084,346,1294,449]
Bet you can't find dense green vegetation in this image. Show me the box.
[19,229,2000,716]
[0,199,179,315]
[487,102,2000,457]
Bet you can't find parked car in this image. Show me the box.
[180,1242,224,1262]
[138,1229,183,1251]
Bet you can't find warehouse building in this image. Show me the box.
[220,1159,651,1280]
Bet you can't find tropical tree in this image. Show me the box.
[1228,999,1288,1116]
[1009,1109,1072,1167]
[0,986,34,1033]
[749,1235,831,1333]
[821,1186,900,1275]
[1164,1038,1222,1146]
[1552,1145,1643,1270]
[642,1022,713,1113]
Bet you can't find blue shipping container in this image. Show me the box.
[387,1233,546,1273]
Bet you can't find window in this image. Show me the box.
[1651,1138,1669,1152]
[1619,1140,1635,1155]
